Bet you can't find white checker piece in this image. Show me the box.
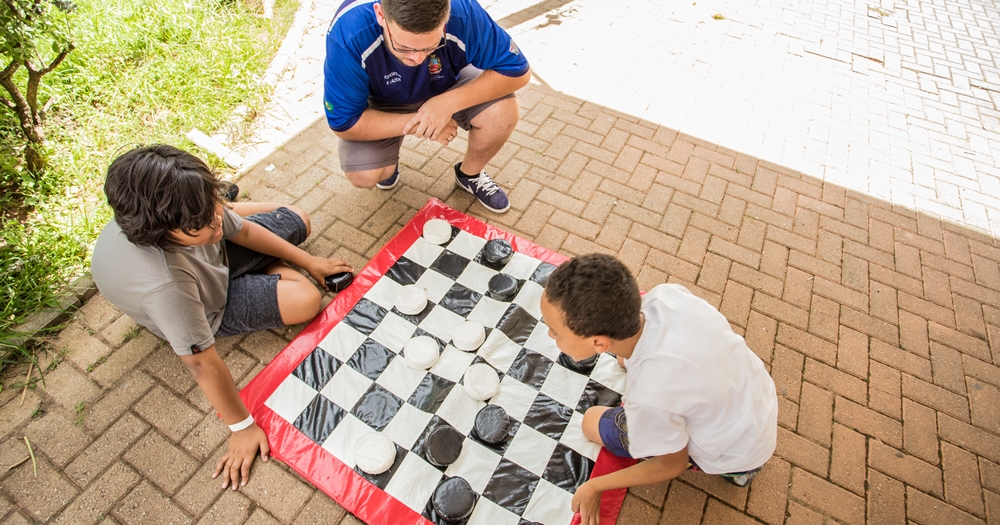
[513,280,544,319]
[385,452,444,513]
[540,363,591,410]
[381,402,434,450]
[466,497,521,525]
[490,375,538,423]
[456,262,498,295]
[321,413,372,468]
[504,424,559,477]
[414,269,455,303]
[445,439,503,494]
[522,479,575,525]
[374,357,426,401]
[368,311,416,352]
[561,411,601,461]
[502,252,541,280]
[476,329,521,373]
[447,230,487,259]
[265,375,317,424]
[402,236,444,267]
[319,365,372,412]
[430,346,477,383]
[365,276,402,310]
[417,304,466,341]
[466,295,508,327]
[319,322,369,362]
[435,386,484,435]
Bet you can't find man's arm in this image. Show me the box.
[227,220,352,287]
[180,346,269,490]
[332,109,416,142]
[404,70,531,140]
[572,447,689,525]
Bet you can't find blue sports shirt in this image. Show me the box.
[323,0,529,132]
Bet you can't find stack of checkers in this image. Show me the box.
[264,223,627,524]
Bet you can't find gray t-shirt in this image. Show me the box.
[91,209,244,356]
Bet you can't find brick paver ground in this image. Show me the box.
[4,0,1000,522]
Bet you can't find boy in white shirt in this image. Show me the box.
[539,254,778,525]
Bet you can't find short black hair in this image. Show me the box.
[103,144,226,249]
[544,254,642,340]
[381,0,449,33]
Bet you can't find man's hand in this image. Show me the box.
[213,423,270,490]
[300,256,354,291]
[403,95,457,141]
[572,479,602,525]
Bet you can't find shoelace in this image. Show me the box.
[472,173,500,196]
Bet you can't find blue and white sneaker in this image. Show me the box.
[376,167,400,190]
[454,163,509,213]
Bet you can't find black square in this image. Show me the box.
[522,392,572,439]
[387,257,427,285]
[542,443,594,493]
[483,459,539,515]
[293,395,346,445]
[343,298,388,335]
[506,348,553,390]
[496,304,539,346]
[430,250,471,280]
[346,339,395,380]
[437,283,483,317]
[408,373,456,413]
[412,328,447,351]
[576,379,623,414]
[351,384,404,431]
[355,443,408,489]
[529,262,557,286]
[292,347,341,390]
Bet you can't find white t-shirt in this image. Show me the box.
[622,284,778,474]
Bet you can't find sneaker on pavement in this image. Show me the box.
[454,163,509,213]
[221,181,239,202]
[376,167,400,190]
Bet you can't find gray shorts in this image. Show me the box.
[216,207,308,337]
[338,66,517,172]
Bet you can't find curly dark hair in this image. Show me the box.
[544,254,642,340]
[103,144,226,249]
[381,0,450,33]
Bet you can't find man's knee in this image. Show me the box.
[345,165,395,188]
[470,97,520,132]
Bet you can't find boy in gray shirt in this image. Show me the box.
[91,145,352,490]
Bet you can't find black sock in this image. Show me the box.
[455,162,477,178]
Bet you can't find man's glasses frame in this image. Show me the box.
[384,23,447,54]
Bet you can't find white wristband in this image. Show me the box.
[229,414,254,432]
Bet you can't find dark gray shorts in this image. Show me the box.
[338,66,517,172]
[216,207,308,337]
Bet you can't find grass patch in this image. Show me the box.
[0,0,298,375]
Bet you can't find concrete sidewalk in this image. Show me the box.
[3,0,1000,523]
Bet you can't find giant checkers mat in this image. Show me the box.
[241,199,636,525]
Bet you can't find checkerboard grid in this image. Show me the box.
[264,229,626,524]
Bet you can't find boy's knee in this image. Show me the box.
[277,276,323,325]
[282,205,311,237]
[582,406,608,444]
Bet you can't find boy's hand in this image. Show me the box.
[212,423,270,490]
[302,256,354,290]
[572,480,602,525]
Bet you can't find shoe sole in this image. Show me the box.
[376,173,399,190]
[456,179,509,213]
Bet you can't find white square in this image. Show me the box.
[539,365,590,410]
[561,411,601,461]
[369,312,416,352]
[521,479,574,525]
[445,439,502,494]
[466,495,521,525]
[385,452,443,512]
[402,237,445,267]
[381,402,434,450]
[448,230,487,259]
[503,424,558,477]
[430,346,477,383]
[477,330,521,373]
[320,413,370,466]
[264,376,317,424]
[490,376,538,423]
[375,357,427,401]
[414,270,456,304]
[589,353,627,393]
[457,263,498,295]
[320,365,372,412]
[435,386,484,434]
[524,322,560,361]
[467,295,508,327]
[513,280,544,319]
[419,305,467,342]
[503,252,541,280]
[319,322,368,362]
[365,276,403,310]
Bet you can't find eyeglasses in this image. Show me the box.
[384,23,446,55]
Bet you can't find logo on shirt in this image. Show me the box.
[384,71,401,85]
[324,100,334,112]
[428,54,442,75]
[509,40,520,55]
